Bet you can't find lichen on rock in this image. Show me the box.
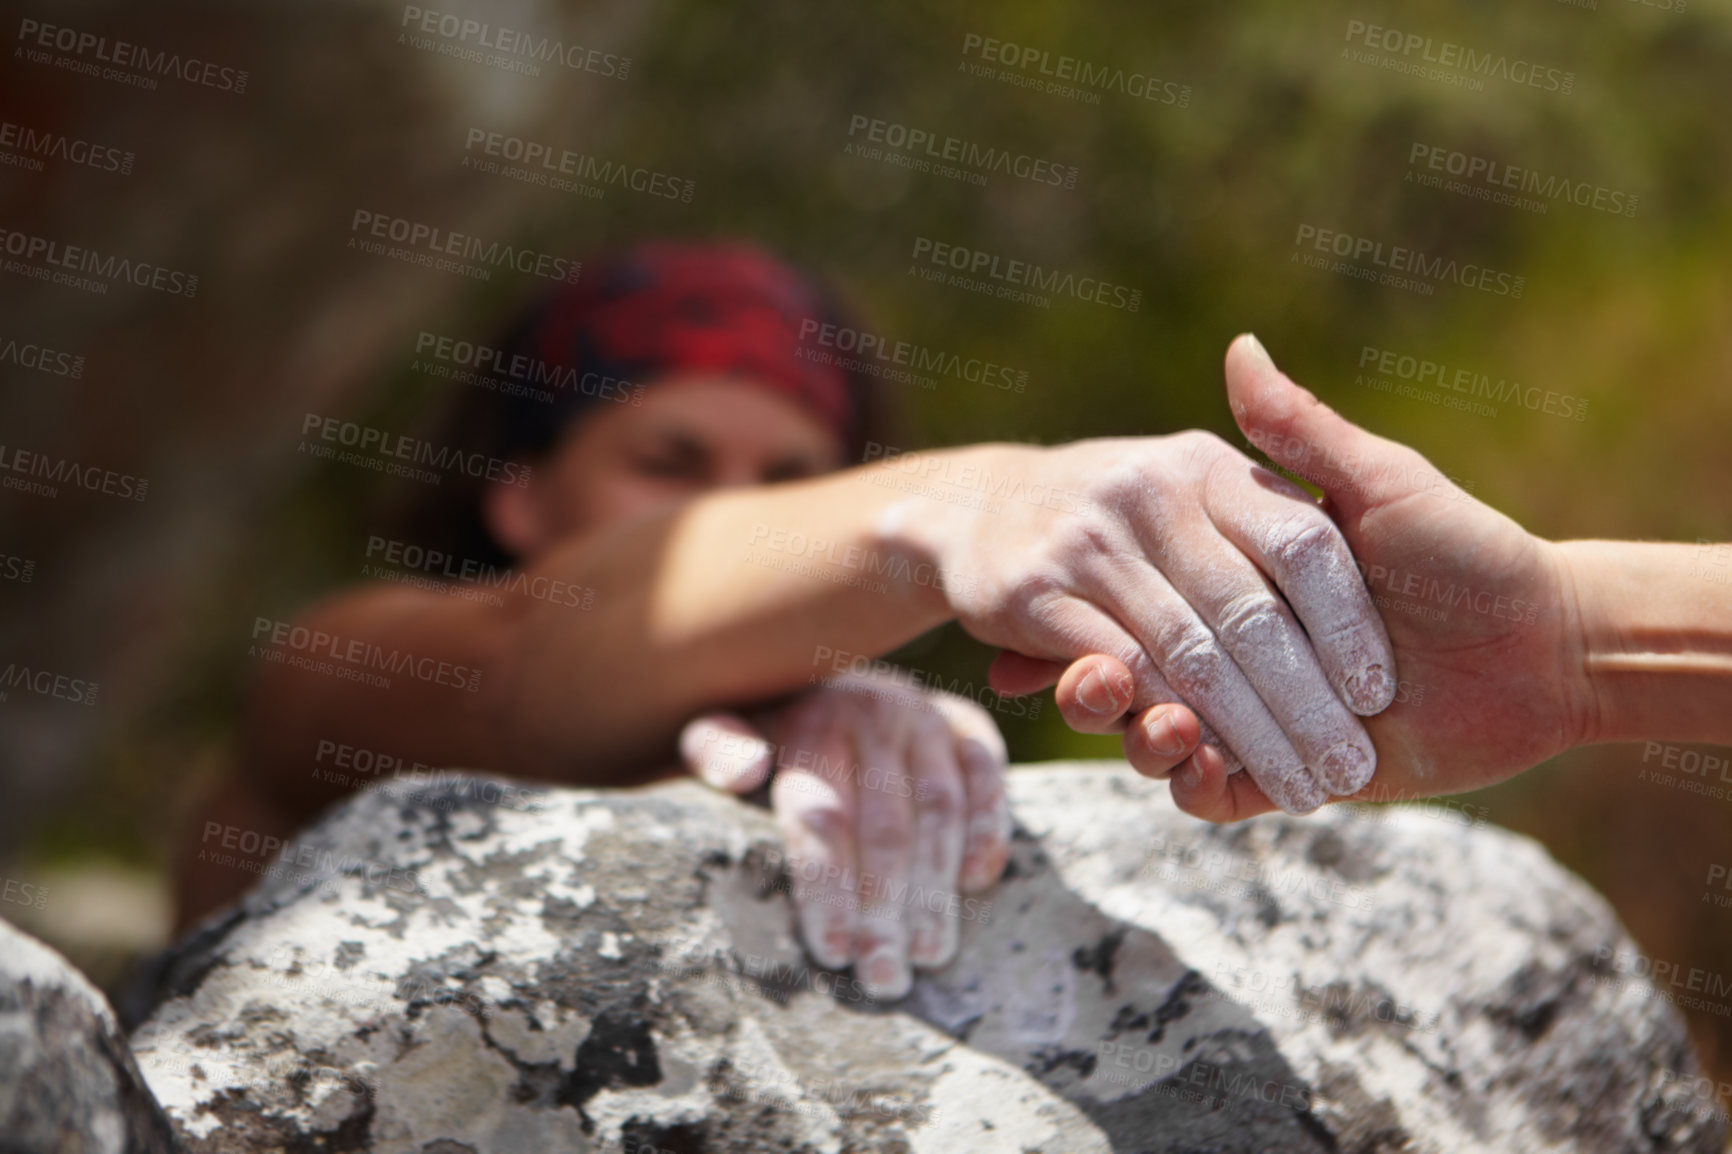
[107,763,1726,1153]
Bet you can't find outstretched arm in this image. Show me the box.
[1029,335,1732,822]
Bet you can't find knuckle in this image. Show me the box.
[942,693,994,731]
[958,735,1008,779]
[1168,429,1231,474]
[1084,457,1151,506]
[921,779,965,823]
[1213,591,1287,661]
[858,809,913,856]
[1049,518,1120,564]
[975,568,1065,637]
[1175,428,1229,455]
[1153,623,1229,698]
[1271,515,1342,572]
[788,798,852,845]
[852,691,896,729]
[907,710,949,746]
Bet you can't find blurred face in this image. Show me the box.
[484,373,846,561]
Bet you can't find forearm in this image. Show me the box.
[242,451,996,804]
[466,450,991,777]
[1561,539,1732,744]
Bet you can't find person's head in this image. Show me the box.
[399,241,892,567]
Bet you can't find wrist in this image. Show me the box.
[863,441,1031,617]
[1549,538,1606,749]
[1553,538,1732,746]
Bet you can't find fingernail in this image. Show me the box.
[1343,664,1395,715]
[914,916,960,968]
[1242,332,1270,362]
[1179,760,1204,789]
[1145,708,1189,758]
[960,845,1005,891]
[1274,768,1328,815]
[1319,741,1373,795]
[861,949,909,1000]
[1075,666,1121,716]
[805,907,852,969]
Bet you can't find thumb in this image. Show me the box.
[986,649,1066,697]
[679,712,773,793]
[1224,333,1465,524]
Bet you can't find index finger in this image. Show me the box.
[925,691,1010,892]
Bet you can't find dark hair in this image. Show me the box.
[382,243,901,570]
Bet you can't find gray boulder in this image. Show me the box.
[0,915,178,1153]
[125,764,1725,1153]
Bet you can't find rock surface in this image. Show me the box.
[0,915,178,1153]
[122,763,1726,1153]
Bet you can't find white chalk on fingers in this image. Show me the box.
[1317,738,1376,796]
[681,715,772,791]
[1255,763,1329,815]
[798,894,854,971]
